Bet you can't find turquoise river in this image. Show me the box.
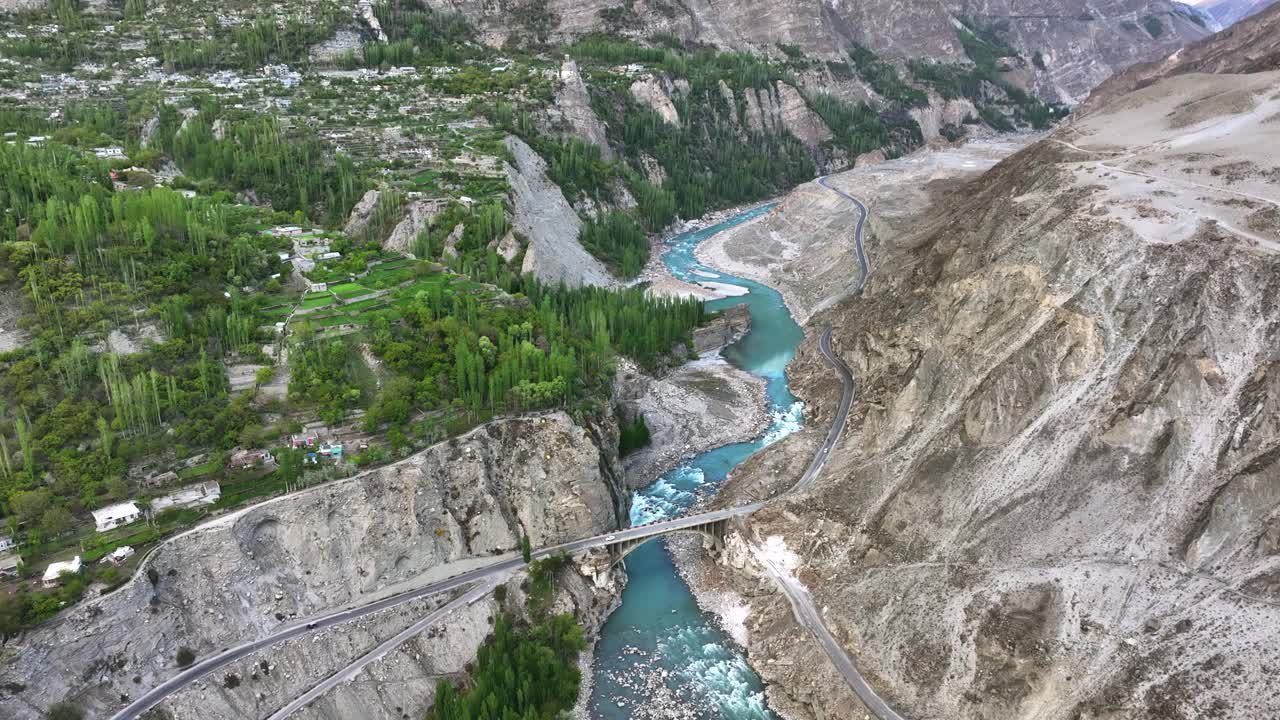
[589,204,807,719]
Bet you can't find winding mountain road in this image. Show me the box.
[111,172,902,720]
[753,175,906,720]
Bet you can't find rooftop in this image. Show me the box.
[91,501,140,524]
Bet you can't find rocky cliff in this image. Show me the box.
[698,34,1280,720]
[422,0,1213,103]
[504,135,615,288]
[0,412,625,719]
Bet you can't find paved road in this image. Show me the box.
[818,175,871,292]
[264,575,506,720]
[113,173,896,720]
[757,551,905,720]
[793,326,856,495]
[109,506,765,720]
[753,174,908,720]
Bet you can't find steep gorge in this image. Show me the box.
[699,31,1280,719]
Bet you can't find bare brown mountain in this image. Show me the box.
[1203,0,1279,26]
[700,6,1280,720]
[1083,0,1280,110]
[423,0,1215,103]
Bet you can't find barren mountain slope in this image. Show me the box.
[422,0,1212,102]
[1203,0,1279,26]
[1084,1,1280,110]
[715,65,1280,719]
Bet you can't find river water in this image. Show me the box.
[589,205,807,719]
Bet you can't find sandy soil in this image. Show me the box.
[1058,70,1280,254]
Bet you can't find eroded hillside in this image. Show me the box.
[424,0,1214,102]
[707,54,1280,720]
[0,413,623,719]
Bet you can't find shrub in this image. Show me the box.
[175,646,196,668]
[46,702,83,720]
[1143,15,1164,38]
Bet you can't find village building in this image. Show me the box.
[42,556,82,587]
[0,534,14,553]
[143,470,180,489]
[93,146,126,159]
[105,546,135,566]
[229,448,275,469]
[0,553,19,578]
[91,501,142,532]
[151,482,221,513]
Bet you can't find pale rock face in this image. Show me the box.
[909,96,977,141]
[309,30,364,64]
[505,135,614,287]
[774,82,833,146]
[488,230,522,262]
[0,413,623,719]
[440,222,465,259]
[554,58,615,159]
[139,116,161,149]
[630,75,681,125]
[385,199,445,255]
[342,189,381,238]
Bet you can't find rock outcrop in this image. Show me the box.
[0,412,625,719]
[487,230,522,262]
[553,58,615,159]
[629,76,681,125]
[692,303,752,355]
[342,189,381,238]
[504,135,614,288]
[385,198,445,255]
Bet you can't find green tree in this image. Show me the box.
[39,506,75,538]
[10,489,51,526]
[520,535,532,564]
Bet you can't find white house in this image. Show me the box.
[93,146,126,159]
[0,553,19,578]
[42,556,82,587]
[151,482,221,513]
[91,501,141,532]
[0,534,14,553]
[106,546,135,565]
